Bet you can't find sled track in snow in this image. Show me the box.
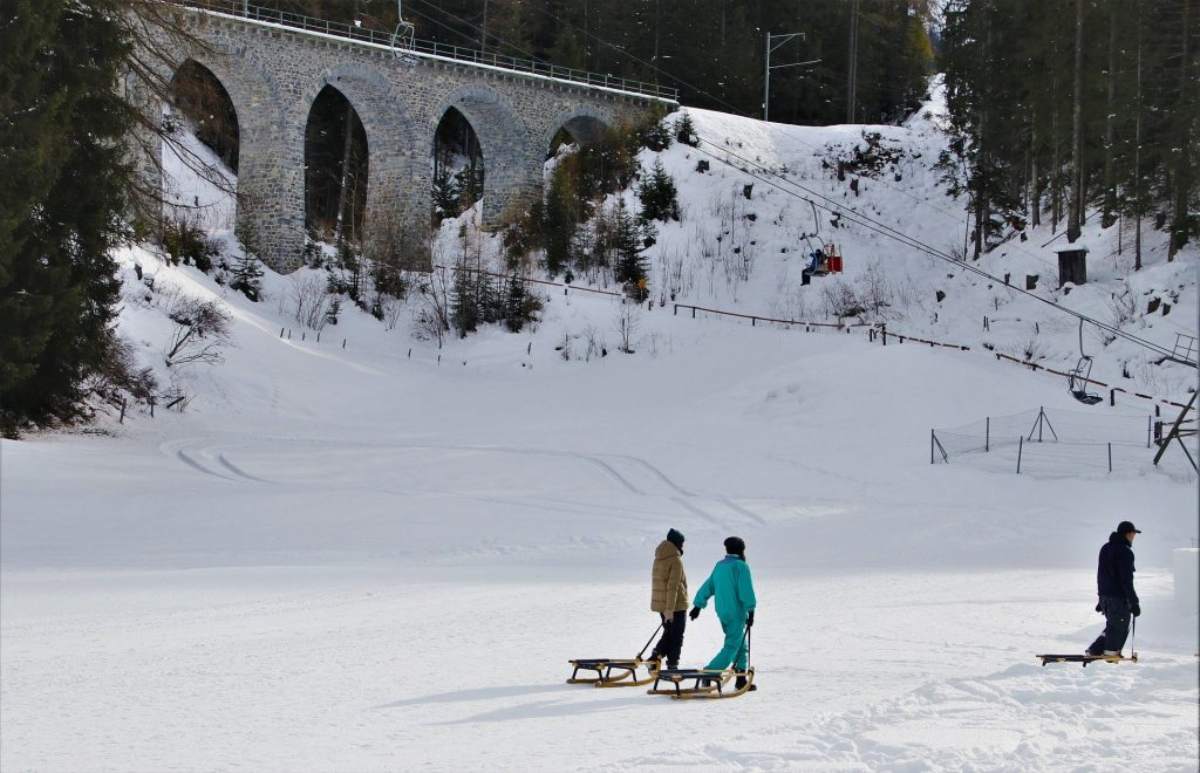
[162,435,766,529]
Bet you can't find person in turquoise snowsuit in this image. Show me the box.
[690,536,757,672]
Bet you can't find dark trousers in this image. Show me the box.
[652,610,687,668]
[1088,596,1131,655]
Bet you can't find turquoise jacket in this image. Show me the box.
[693,555,757,620]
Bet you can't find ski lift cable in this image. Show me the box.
[406,0,544,62]
[433,0,753,117]
[692,135,1178,362]
[513,1,1055,272]
[689,135,1186,364]
[402,1,1187,366]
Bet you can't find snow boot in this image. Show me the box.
[735,674,757,692]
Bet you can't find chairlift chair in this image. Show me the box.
[1068,320,1103,405]
[390,0,416,60]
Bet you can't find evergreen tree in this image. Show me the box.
[543,163,580,276]
[450,263,480,337]
[939,0,1197,254]
[0,0,136,434]
[610,200,648,298]
[638,159,680,222]
[229,252,264,302]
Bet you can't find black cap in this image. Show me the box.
[724,536,746,557]
[1117,520,1142,534]
[666,528,685,549]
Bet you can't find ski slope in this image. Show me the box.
[2,92,1198,772]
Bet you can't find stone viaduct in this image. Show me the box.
[140,1,677,272]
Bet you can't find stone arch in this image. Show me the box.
[542,106,613,158]
[303,83,369,240]
[169,58,242,171]
[427,84,539,226]
[297,63,423,247]
[158,49,284,242]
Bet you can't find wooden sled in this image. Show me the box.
[648,667,755,699]
[1037,653,1138,667]
[567,657,661,687]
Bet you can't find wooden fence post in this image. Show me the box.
[1017,436,1024,474]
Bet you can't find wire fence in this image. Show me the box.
[165,0,679,102]
[930,406,1178,477]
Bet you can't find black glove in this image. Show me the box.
[689,606,701,621]
[1131,603,1141,618]
[746,610,755,628]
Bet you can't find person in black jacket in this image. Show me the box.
[1087,520,1142,656]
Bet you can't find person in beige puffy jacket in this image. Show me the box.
[649,528,688,669]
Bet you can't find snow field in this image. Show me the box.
[1,88,1197,771]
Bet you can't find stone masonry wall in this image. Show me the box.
[149,10,666,272]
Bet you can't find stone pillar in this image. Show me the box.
[237,111,305,272]
[365,142,433,271]
[481,135,541,229]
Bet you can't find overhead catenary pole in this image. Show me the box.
[763,31,818,122]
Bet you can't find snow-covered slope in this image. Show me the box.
[433,82,1196,403]
[1,93,1196,772]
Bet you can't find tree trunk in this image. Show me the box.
[1169,0,1192,259]
[334,103,355,245]
[1051,67,1061,232]
[1101,0,1118,228]
[1134,0,1143,271]
[1031,114,1041,228]
[846,0,861,124]
[1067,0,1084,243]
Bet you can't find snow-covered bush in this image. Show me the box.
[164,296,231,368]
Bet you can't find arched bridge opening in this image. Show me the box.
[433,107,484,224]
[305,85,369,244]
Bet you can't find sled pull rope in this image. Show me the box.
[637,623,664,660]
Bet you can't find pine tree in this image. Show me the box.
[638,159,680,223]
[450,263,480,337]
[610,200,648,299]
[0,0,135,434]
[543,164,579,276]
[229,252,264,302]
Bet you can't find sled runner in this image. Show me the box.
[567,623,664,687]
[648,667,755,699]
[1037,653,1138,667]
[566,656,661,686]
[649,624,756,699]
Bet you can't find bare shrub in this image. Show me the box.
[164,296,232,367]
[856,261,894,320]
[83,336,159,416]
[614,302,641,353]
[290,274,331,331]
[582,324,607,361]
[412,270,451,346]
[820,278,865,319]
[379,296,406,331]
[1105,281,1136,344]
[1021,335,1046,362]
